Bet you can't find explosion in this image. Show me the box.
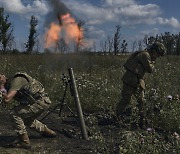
[44,13,83,50]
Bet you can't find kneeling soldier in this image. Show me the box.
[0,72,57,149]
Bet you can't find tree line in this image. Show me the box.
[0,7,180,55]
[101,25,180,55]
[0,8,38,53]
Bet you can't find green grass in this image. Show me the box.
[0,53,179,153]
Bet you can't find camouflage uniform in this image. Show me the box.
[116,50,155,127]
[5,72,52,135]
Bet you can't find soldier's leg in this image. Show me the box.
[24,100,56,137]
[29,119,56,137]
[9,106,31,149]
[136,87,145,128]
[11,114,27,135]
[11,102,48,135]
[116,83,135,117]
[10,105,27,135]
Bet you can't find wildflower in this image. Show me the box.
[167,95,173,101]
[151,88,157,95]
[150,88,158,100]
[147,128,152,131]
[147,128,155,132]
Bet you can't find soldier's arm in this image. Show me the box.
[140,53,155,73]
[3,90,17,103]
[3,77,28,103]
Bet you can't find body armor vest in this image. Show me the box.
[13,72,45,104]
[123,50,146,79]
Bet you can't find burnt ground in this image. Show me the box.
[0,108,122,154]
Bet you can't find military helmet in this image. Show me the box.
[150,42,166,56]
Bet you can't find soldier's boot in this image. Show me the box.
[10,133,31,149]
[41,126,57,138]
[115,107,132,129]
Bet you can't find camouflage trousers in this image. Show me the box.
[116,83,145,126]
[10,96,51,135]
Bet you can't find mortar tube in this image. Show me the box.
[68,68,88,140]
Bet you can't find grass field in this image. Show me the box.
[0,53,179,153]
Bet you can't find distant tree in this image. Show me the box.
[142,32,180,55]
[34,38,41,53]
[175,33,180,55]
[113,25,121,55]
[148,36,157,46]
[57,38,69,53]
[25,15,38,53]
[161,32,175,55]
[143,35,157,49]
[131,40,137,52]
[143,34,149,47]
[100,39,107,53]
[137,40,143,51]
[107,35,113,53]
[120,39,128,53]
[0,8,14,52]
[75,20,85,53]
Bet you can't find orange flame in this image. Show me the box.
[44,13,83,49]
[45,23,62,48]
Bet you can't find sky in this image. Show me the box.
[0,0,180,52]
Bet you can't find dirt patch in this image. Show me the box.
[0,109,120,154]
[1,109,179,154]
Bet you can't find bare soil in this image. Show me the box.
[0,109,120,154]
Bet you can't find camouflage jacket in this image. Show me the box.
[122,50,155,88]
[6,72,50,104]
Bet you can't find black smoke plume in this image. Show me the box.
[45,0,71,26]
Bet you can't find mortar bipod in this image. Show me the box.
[58,73,76,117]
[41,68,88,140]
[40,74,76,121]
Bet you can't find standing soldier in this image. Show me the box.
[116,42,166,129]
[0,72,56,149]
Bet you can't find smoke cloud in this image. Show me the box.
[44,0,71,26]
